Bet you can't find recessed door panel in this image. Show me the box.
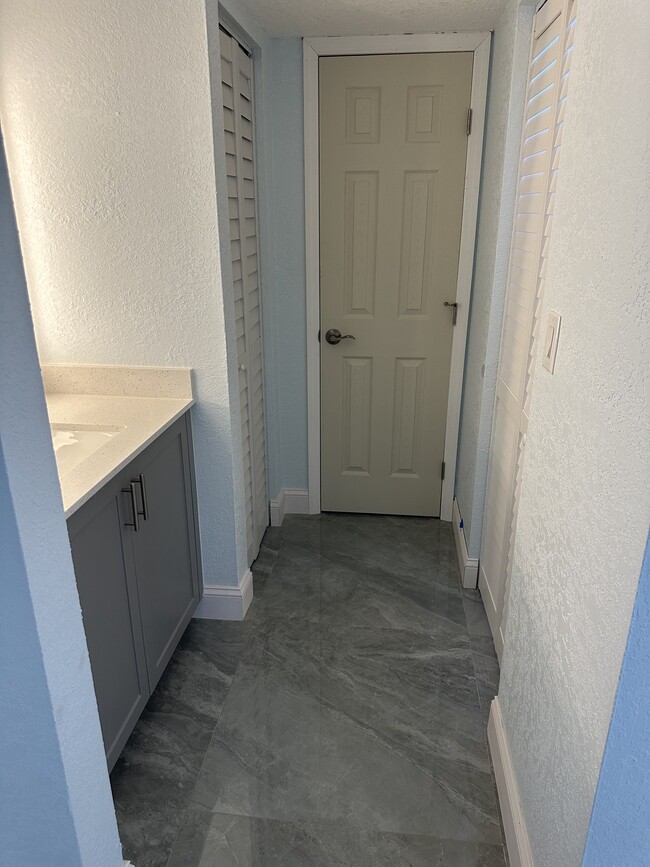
[391,357,426,477]
[398,171,438,317]
[341,356,373,474]
[344,172,379,317]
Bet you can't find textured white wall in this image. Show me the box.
[0,0,248,587]
[240,0,508,38]
[499,1,650,864]
[455,0,533,557]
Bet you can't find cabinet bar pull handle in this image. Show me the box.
[137,473,149,521]
[122,482,140,532]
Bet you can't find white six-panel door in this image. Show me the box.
[220,28,268,564]
[319,53,473,515]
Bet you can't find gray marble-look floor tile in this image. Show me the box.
[154,619,247,723]
[249,530,284,598]
[111,619,246,866]
[261,525,285,551]
[282,514,460,587]
[251,545,279,578]
[168,805,507,867]
[319,559,468,633]
[190,617,500,843]
[255,526,468,634]
[462,589,494,638]
[111,718,205,867]
[112,517,505,866]
[470,635,500,719]
[316,624,499,827]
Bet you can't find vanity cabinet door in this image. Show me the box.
[67,470,149,771]
[129,415,201,691]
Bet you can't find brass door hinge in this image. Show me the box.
[466,108,473,136]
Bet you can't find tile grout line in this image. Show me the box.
[165,539,284,865]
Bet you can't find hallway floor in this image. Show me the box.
[111,515,504,866]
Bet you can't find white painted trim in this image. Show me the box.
[304,39,321,516]
[304,32,492,521]
[479,566,505,663]
[270,487,310,526]
[284,488,309,515]
[488,697,535,867]
[270,488,286,527]
[193,569,253,621]
[441,32,491,521]
[305,32,492,56]
[452,498,479,589]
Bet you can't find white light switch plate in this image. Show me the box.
[542,310,561,373]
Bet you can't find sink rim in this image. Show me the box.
[50,424,127,477]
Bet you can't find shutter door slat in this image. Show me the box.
[224,131,236,156]
[523,106,554,140]
[480,0,576,653]
[223,84,234,111]
[528,63,559,102]
[521,128,552,159]
[220,27,268,566]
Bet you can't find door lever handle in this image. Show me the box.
[444,301,458,325]
[325,328,356,345]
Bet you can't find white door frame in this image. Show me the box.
[304,32,491,520]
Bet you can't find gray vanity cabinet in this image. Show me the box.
[67,466,150,769]
[67,412,201,770]
[129,418,200,691]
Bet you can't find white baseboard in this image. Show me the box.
[452,497,479,588]
[193,569,253,621]
[285,488,309,515]
[488,697,534,867]
[270,488,309,527]
[269,488,286,527]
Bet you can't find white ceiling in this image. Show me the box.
[246,0,508,38]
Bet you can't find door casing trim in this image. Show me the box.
[304,32,491,519]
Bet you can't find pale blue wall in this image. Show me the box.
[582,535,650,866]
[0,136,122,864]
[262,38,307,496]
[0,454,83,862]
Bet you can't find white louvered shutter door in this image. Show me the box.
[479,0,576,655]
[220,29,269,565]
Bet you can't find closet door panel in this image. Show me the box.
[220,29,269,565]
[479,0,577,656]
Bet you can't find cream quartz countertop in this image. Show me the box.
[43,365,194,518]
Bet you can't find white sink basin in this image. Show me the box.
[51,425,123,476]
